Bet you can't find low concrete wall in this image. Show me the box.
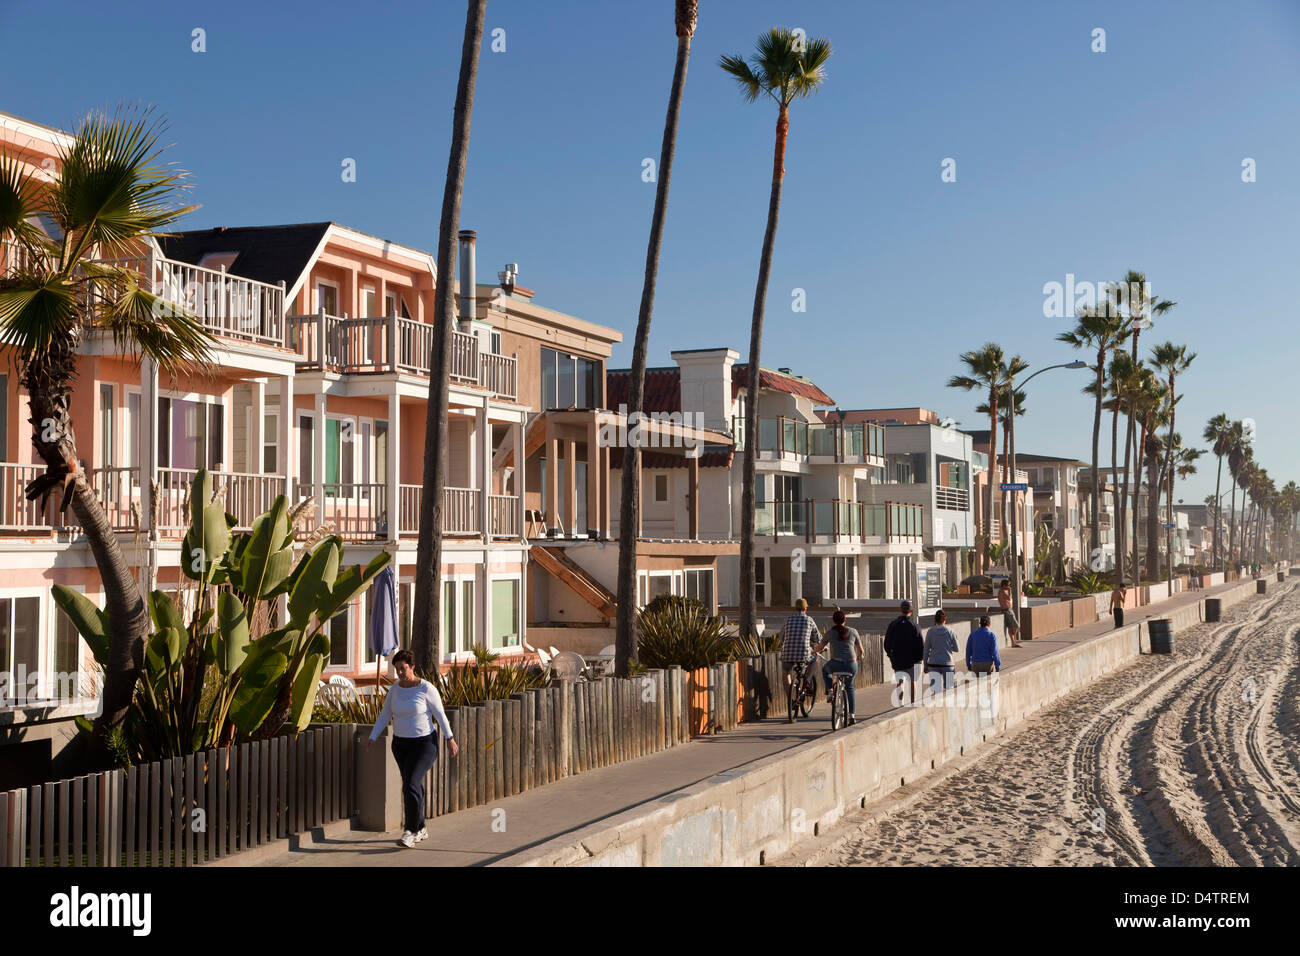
[1069,596,1098,627]
[1022,601,1070,640]
[504,580,1259,867]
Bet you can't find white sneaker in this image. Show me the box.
[400,830,416,848]
[415,827,428,843]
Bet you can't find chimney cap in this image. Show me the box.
[458,230,477,241]
[777,367,793,375]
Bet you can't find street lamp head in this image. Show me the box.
[1065,360,1088,369]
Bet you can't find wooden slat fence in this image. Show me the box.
[1,725,354,867]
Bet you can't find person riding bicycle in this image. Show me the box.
[779,598,820,702]
[812,609,864,722]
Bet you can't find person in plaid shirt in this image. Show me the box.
[780,598,820,700]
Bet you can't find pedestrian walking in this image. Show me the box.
[813,609,865,720]
[966,614,1002,674]
[367,649,459,848]
[997,579,1021,647]
[922,608,960,693]
[883,600,925,704]
[1110,583,1127,628]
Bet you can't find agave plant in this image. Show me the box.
[431,644,549,707]
[1067,568,1111,595]
[54,468,390,759]
[636,599,738,671]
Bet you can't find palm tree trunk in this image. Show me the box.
[985,390,998,574]
[738,103,788,640]
[412,0,487,676]
[1089,348,1103,569]
[1110,398,1121,577]
[24,355,150,746]
[1122,410,1137,585]
[1213,452,1223,570]
[615,4,694,677]
[1000,417,1010,544]
[1164,373,1177,579]
[1145,429,1160,579]
[1228,477,1237,567]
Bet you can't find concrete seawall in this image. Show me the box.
[501,580,1260,867]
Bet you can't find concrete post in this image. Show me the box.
[354,728,403,832]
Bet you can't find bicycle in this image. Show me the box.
[786,658,817,722]
[828,666,855,731]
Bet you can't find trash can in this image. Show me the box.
[1149,618,1174,654]
[1257,580,1267,595]
[1278,571,1285,583]
[1205,598,1221,622]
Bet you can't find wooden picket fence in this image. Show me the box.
[0,725,354,867]
[421,668,693,816]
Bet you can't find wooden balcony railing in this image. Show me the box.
[159,468,286,532]
[287,313,517,400]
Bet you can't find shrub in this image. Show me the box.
[431,644,550,707]
[636,600,736,670]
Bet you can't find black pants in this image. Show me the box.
[391,733,439,833]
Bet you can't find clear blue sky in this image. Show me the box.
[3,0,1298,505]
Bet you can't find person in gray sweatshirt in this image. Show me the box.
[923,609,960,693]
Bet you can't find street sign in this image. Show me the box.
[1000,482,1028,491]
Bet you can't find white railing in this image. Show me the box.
[157,468,286,532]
[396,485,485,536]
[479,351,518,401]
[0,463,70,532]
[489,494,520,537]
[450,330,479,382]
[317,483,389,540]
[90,466,140,532]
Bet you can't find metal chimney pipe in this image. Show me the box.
[457,230,476,324]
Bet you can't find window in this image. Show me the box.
[100,384,114,467]
[443,579,476,655]
[325,417,355,487]
[490,331,502,355]
[158,396,224,470]
[263,413,279,474]
[540,347,600,410]
[636,572,674,609]
[375,420,389,488]
[654,473,669,502]
[298,414,315,485]
[684,568,714,609]
[0,595,40,704]
[827,556,856,600]
[491,579,519,649]
[866,556,887,599]
[328,605,351,667]
[317,281,339,316]
[754,558,766,605]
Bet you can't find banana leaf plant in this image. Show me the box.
[54,468,390,760]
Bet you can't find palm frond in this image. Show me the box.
[0,275,79,355]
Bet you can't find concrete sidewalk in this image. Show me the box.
[254,579,1239,867]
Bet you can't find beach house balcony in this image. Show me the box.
[734,415,885,465]
[286,312,518,401]
[754,499,923,544]
[289,480,520,544]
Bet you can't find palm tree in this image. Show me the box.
[976,383,1025,546]
[1150,342,1194,579]
[1281,481,1300,561]
[1227,433,1250,565]
[948,345,1025,573]
[1107,352,1141,584]
[614,1,698,679]
[721,27,831,639]
[1058,305,1128,570]
[0,109,213,740]
[1203,413,1233,569]
[1131,369,1166,580]
[412,0,488,676]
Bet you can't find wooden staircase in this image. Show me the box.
[532,545,617,622]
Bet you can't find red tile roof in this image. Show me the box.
[609,448,734,470]
[605,367,682,413]
[732,365,835,406]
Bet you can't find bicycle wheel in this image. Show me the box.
[830,681,846,730]
[797,676,815,718]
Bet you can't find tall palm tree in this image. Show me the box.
[0,109,213,740]
[412,0,488,676]
[1281,481,1300,561]
[976,383,1025,546]
[1107,352,1141,584]
[948,345,1025,573]
[1059,305,1128,569]
[721,27,830,638]
[614,1,698,679]
[1150,342,1195,578]
[1227,433,1250,565]
[1131,369,1166,579]
[1203,412,1233,569]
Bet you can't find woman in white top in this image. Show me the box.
[367,649,459,848]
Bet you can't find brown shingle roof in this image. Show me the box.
[605,367,682,413]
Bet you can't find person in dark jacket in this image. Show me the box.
[883,600,924,705]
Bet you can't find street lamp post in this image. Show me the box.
[1006,360,1088,637]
